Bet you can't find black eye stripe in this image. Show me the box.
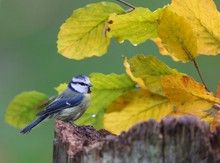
[72,81,88,86]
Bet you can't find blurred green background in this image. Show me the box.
[0,0,219,162]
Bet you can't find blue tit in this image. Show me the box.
[20,75,92,134]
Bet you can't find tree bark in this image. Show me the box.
[53,116,220,163]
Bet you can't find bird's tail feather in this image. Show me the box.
[20,115,48,135]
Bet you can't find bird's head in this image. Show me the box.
[68,75,92,94]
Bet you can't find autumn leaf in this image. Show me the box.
[151,38,169,56]
[170,0,220,55]
[104,90,173,134]
[158,8,198,62]
[107,8,162,45]
[168,110,213,123]
[57,2,124,59]
[124,54,180,95]
[5,91,48,129]
[161,75,220,116]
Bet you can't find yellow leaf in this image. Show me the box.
[151,37,169,56]
[168,110,213,123]
[57,2,124,59]
[124,54,180,95]
[107,8,162,45]
[161,75,220,116]
[123,56,147,90]
[104,90,173,134]
[170,0,220,55]
[158,8,198,62]
[151,37,183,62]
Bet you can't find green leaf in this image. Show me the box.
[124,54,180,95]
[76,111,104,129]
[108,8,162,45]
[5,91,48,129]
[76,73,136,129]
[57,2,124,60]
[158,8,198,62]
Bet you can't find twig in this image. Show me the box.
[191,58,210,92]
[183,47,210,92]
[116,0,136,9]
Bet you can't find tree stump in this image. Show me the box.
[53,116,220,163]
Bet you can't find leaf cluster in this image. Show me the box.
[5,0,220,134]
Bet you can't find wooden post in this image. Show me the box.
[53,116,220,163]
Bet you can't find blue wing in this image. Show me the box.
[36,93,84,116]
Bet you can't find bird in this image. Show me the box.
[20,75,92,134]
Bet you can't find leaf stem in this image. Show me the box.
[191,58,210,92]
[116,0,136,9]
[183,46,210,92]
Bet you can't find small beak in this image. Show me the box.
[88,86,92,93]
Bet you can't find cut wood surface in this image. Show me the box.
[53,116,220,163]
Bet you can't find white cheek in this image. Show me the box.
[71,83,87,93]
